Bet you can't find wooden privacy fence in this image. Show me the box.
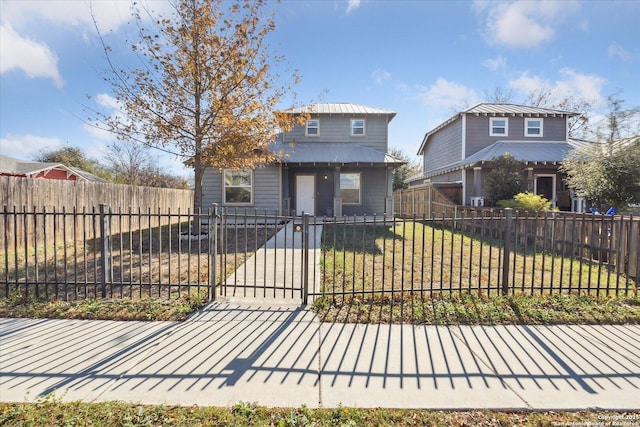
[0,177,194,251]
[394,184,456,218]
[403,208,640,280]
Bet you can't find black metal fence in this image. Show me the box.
[317,211,639,302]
[1,205,638,304]
[1,205,216,301]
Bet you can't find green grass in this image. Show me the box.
[1,399,638,427]
[0,288,208,321]
[320,221,637,297]
[313,292,640,325]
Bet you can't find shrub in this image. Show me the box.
[485,153,526,206]
[498,192,554,211]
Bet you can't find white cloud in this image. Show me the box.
[1,1,140,33]
[0,23,64,88]
[508,68,606,105]
[371,69,391,85]
[475,0,579,49]
[416,78,479,109]
[608,44,634,61]
[346,0,361,14]
[482,55,507,72]
[0,134,64,160]
[0,1,171,86]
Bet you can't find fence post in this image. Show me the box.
[501,208,513,295]
[99,204,111,298]
[302,213,310,305]
[209,203,218,301]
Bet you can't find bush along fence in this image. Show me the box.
[1,205,638,304]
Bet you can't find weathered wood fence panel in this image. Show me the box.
[393,184,456,218]
[1,177,194,251]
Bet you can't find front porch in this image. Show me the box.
[281,165,395,217]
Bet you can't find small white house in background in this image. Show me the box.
[408,103,590,211]
[202,103,405,216]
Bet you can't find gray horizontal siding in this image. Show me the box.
[341,168,388,216]
[423,119,462,174]
[201,165,281,213]
[431,170,462,184]
[283,115,389,152]
[465,115,568,157]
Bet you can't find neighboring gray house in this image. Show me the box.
[202,103,404,216]
[408,103,587,210]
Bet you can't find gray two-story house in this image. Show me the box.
[408,103,586,210]
[202,103,404,216]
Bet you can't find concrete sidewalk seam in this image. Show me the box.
[448,326,533,410]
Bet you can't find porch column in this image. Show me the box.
[333,166,342,217]
[385,166,394,215]
[526,167,534,192]
[473,167,482,197]
[282,166,290,215]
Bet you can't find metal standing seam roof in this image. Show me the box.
[285,103,396,121]
[464,103,578,117]
[462,141,578,165]
[270,142,406,166]
[409,139,593,182]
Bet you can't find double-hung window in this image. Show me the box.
[525,118,543,137]
[223,169,252,205]
[306,119,319,136]
[340,172,361,204]
[351,119,365,136]
[490,117,508,136]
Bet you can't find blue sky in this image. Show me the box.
[1,0,639,178]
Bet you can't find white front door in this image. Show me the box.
[296,175,315,215]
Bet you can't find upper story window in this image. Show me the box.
[525,118,543,137]
[490,117,508,136]
[306,119,319,136]
[351,119,365,136]
[223,169,252,205]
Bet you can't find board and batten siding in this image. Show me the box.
[283,115,389,152]
[464,115,568,157]
[201,165,281,213]
[423,119,463,174]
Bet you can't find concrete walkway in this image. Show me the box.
[1,306,639,409]
[218,221,323,305]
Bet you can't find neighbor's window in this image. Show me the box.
[306,119,319,136]
[490,117,508,136]
[340,173,361,204]
[525,118,543,137]
[351,119,365,136]
[223,169,252,205]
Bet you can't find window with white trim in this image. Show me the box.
[351,119,365,136]
[223,169,252,205]
[340,172,361,204]
[525,118,543,137]
[490,117,508,136]
[306,119,319,136]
